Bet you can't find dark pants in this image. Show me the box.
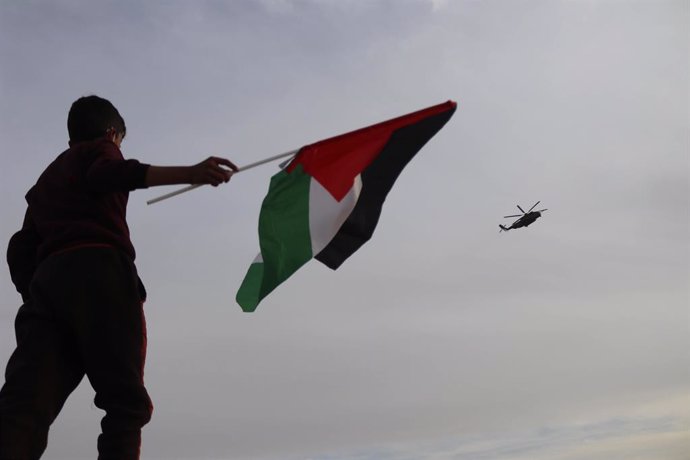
[0,246,152,460]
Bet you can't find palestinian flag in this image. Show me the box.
[236,100,457,312]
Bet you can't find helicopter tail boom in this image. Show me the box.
[499,224,509,233]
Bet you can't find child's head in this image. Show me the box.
[68,95,126,144]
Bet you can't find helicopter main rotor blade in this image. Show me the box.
[527,201,541,213]
[536,209,548,213]
[504,214,523,218]
[516,205,526,213]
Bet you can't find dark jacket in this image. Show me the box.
[7,138,150,300]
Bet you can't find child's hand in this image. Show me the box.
[190,157,238,186]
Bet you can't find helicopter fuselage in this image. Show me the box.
[510,211,541,229]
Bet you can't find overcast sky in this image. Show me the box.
[1,1,688,459]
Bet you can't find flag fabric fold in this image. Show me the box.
[236,100,457,311]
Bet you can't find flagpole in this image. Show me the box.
[146,148,300,205]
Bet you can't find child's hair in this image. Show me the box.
[67,95,126,143]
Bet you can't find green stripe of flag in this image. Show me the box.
[236,165,313,312]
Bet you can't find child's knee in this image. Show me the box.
[95,385,153,427]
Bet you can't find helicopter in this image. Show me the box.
[499,201,547,232]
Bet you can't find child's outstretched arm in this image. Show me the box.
[145,156,238,187]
